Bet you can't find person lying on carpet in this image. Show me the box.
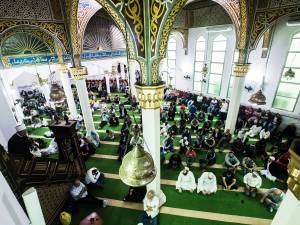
[243,170,262,198]
[197,172,217,195]
[222,168,238,190]
[176,167,196,193]
[260,188,284,213]
[70,178,108,210]
[137,190,159,225]
[84,167,105,188]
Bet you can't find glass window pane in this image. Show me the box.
[290,38,300,51]
[168,42,176,51]
[273,96,296,111]
[196,41,205,51]
[194,72,202,81]
[208,84,220,95]
[213,41,227,51]
[212,51,225,63]
[209,74,222,85]
[168,68,175,76]
[277,83,300,98]
[196,51,205,61]
[168,60,176,68]
[210,63,224,74]
[214,35,226,41]
[194,82,202,92]
[294,33,300,38]
[167,51,176,59]
[281,68,300,83]
[195,62,204,72]
[286,53,300,67]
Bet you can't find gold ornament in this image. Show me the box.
[69,67,87,80]
[232,63,250,77]
[135,84,164,109]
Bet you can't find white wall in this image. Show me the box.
[172,19,300,131]
[0,172,30,225]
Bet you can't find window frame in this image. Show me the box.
[193,35,207,93]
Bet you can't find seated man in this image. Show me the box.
[190,117,200,132]
[162,135,174,153]
[197,172,217,195]
[168,153,182,169]
[176,167,196,193]
[206,149,217,166]
[70,178,108,208]
[243,171,262,198]
[218,129,232,151]
[197,110,205,122]
[124,186,147,203]
[103,130,114,141]
[85,167,105,188]
[260,188,285,212]
[260,156,277,182]
[241,156,256,175]
[168,122,178,135]
[222,169,238,190]
[243,121,262,143]
[160,122,170,137]
[224,151,240,170]
[137,190,159,225]
[99,112,109,128]
[185,147,197,167]
[109,114,119,126]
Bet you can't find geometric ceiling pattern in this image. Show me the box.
[1,32,51,56]
[83,10,126,51]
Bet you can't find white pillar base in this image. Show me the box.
[129,61,137,97]
[105,74,111,94]
[271,190,300,225]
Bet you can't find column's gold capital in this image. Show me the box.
[287,139,300,201]
[233,63,250,77]
[135,84,165,109]
[57,64,69,74]
[69,67,87,80]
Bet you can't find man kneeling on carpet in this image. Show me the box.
[84,167,105,188]
[176,167,196,193]
[70,178,108,209]
[137,190,159,225]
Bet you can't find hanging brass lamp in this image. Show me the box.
[50,83,65,103]
[119,145,156,187]
[249,89,266,105]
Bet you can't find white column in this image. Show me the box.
[225,64,249,133]
[0,172,30,225]
[22,187,46,225]
[0,79,18,150]
[116,75,120,92]
[136,85,166,206]
[57,64,78,118]
[271,190,300,225]
[105,73,111,94]
[70,67,95,136]
[129,60,137,97]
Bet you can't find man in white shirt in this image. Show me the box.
[197,172,217,195]
[137,190,159,225]
[176,167,196,193]
[243,121,262,143]
[85,167,105,188]
[243,171,262,198]
[70,178,108,208]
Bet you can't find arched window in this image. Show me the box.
[193,36,206,92]
[167,38,176,87]
[272,32,300,111]
[208,34,227,96]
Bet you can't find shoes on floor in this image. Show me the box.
[103,200,109,208]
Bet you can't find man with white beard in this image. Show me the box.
[176,167,196,193]
[197,172,217,195]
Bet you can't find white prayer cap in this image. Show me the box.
[208,172,214,179]
[184,166,189,171]
[269,156,275,161]
[15,123,26,132]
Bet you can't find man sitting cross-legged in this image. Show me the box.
[243,170,262,198]
[176,167,196,193]
[197,172,217,195]
[222,168,238,190]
